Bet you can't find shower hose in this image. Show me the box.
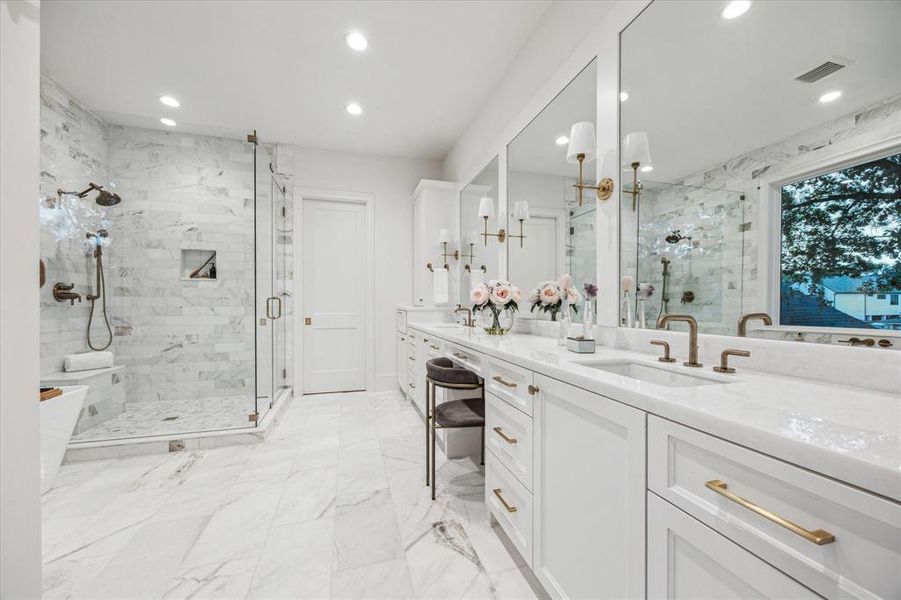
[87,250,113,351]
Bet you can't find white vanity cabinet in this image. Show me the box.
[647,494,820,599]
[532,374,647,600]
[396,331,408,396]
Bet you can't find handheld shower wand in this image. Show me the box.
[86,230,113,351]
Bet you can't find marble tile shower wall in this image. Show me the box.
[106,126,257,404]
[39,76,113,375]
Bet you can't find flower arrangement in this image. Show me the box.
[583,282,598,300]
[470,279,521,335]
[528,274,582,321]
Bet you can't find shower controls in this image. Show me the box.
[680,290,695,304]
[53,282,82,305]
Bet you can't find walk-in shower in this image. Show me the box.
[39,76,293,445]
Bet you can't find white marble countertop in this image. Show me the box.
[409,323,901,502]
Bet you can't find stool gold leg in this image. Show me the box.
[425,380,430,486]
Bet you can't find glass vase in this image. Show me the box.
[582,299,595,339]
[477,305,515,335]
[557,300,570,346]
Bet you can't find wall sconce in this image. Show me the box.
[623,131,652,212]
[508,201,529,247]
[438,229,459,261]
[478,197,506,245]
[460,231,478,265]
[566,122,614,206]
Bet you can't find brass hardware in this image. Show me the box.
[304,317,312,325]
[738,312,773,337]
[454,305,475,327]
[571,154,614,206]
[466,264,487,273]
[248,412,258,422]
[266,297,281,320]
[527,384,539,395]
[650,340,676,362]
[878,339,893,348]
[680,290,695,304]
[460,242,475,265]
[656,314,702,367]
[481,216,506,245]
[247,131,258,145]
[452,352,468,360]
[838,337,875,347]
[53,282,82,305]
[705,480,835,545]
[508,219,527,248]
[429,345,440,350]
[426,262,449,272]
[626,162,642,212]
[713,349,750,374]
[492,427,517,444]
[39,260,46,288]
[408,356,415,361]
[492,375,517,389]
[492,488,518,513]
[440,242,459,262]
[409,382,416,389]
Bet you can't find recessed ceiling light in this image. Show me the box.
[345,31,368,51]
[640,165,654,173]
[819,90,842,103]
[159,95,180,108]
[160,117,176,127]
[619,91,629,102]
[346,102,363,116]
[721,0,751,19]
[555,135,569,146]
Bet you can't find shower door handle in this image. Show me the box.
[266,297,283,320]
[273,297,282,319]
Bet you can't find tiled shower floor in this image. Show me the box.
[71,395,257,442]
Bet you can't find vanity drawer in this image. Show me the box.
[426,339,443,359]
[445,343,482,375]
[485,357,534,416]
[648,416,901,600]
[486,457,533,567]
[486,392,533,490]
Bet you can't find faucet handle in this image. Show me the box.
[713,349,750,374]
[650,340,676,363]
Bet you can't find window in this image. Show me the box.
[779,152,900,330]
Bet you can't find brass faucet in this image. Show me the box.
[738,312,772,337]
[656,313,702,367]
[454,305,474,327]
[650,340,676,362]
[52,282,82,306]
[713,349,750,374]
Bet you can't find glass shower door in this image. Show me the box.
[254,137,274,422]
[272,174,291,402]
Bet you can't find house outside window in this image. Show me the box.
[779,152,901,330]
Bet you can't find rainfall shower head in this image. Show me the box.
[57,183,122,206]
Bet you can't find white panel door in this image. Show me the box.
[647,494,819,600]
[532,374,646,600]
[508,214,560,290]
[302,199,366,393]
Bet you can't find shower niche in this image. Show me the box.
[181,249,218,280]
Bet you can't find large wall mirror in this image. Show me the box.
[620,1,901,345]
[507,58,598,322]
[459,156,500,305]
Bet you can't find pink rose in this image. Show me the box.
[470,284,490,306]
[539,283,561,305]
[511,286,522,303]
[566,287,581,304]
[490,285,512,305]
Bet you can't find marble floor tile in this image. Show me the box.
[43,389,534,599]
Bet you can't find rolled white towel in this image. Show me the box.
[64,351,114,373]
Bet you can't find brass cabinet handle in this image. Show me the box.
[705,480,835,545]
[492,426,517,444]
[430,345,440,350]
[408,356,415,361]
[452,352,468,360]
[492,488,517,513]
[527,384,539,396]
[492,375,517,388]
[408,383,416,389]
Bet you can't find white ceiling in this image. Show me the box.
[41,1,552,159]
[621,0,901,183]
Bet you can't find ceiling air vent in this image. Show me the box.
[795,61,846,83]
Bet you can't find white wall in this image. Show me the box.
[1,1,43,597]
[292,147,441,390]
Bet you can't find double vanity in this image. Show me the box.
[399,320,899,599]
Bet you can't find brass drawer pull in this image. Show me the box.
[452,352,468,360]
[705,480,835,545]
[430,345,440,350]
[527,384,539,396]
[492,488,518,513]
[492,426,517,444]
[492,375,517,388]
[408,383,415,389]
[408,356,415,361]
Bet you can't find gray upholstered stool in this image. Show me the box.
[425,357,485,500]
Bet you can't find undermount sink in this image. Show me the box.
[576,360,727,388]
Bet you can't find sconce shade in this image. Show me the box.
[477,196,494,219]
[439,228,449,244]
[513,200,530,221]
[566,122,597,164]
[468,231,480,245]
[623,131,652,166]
